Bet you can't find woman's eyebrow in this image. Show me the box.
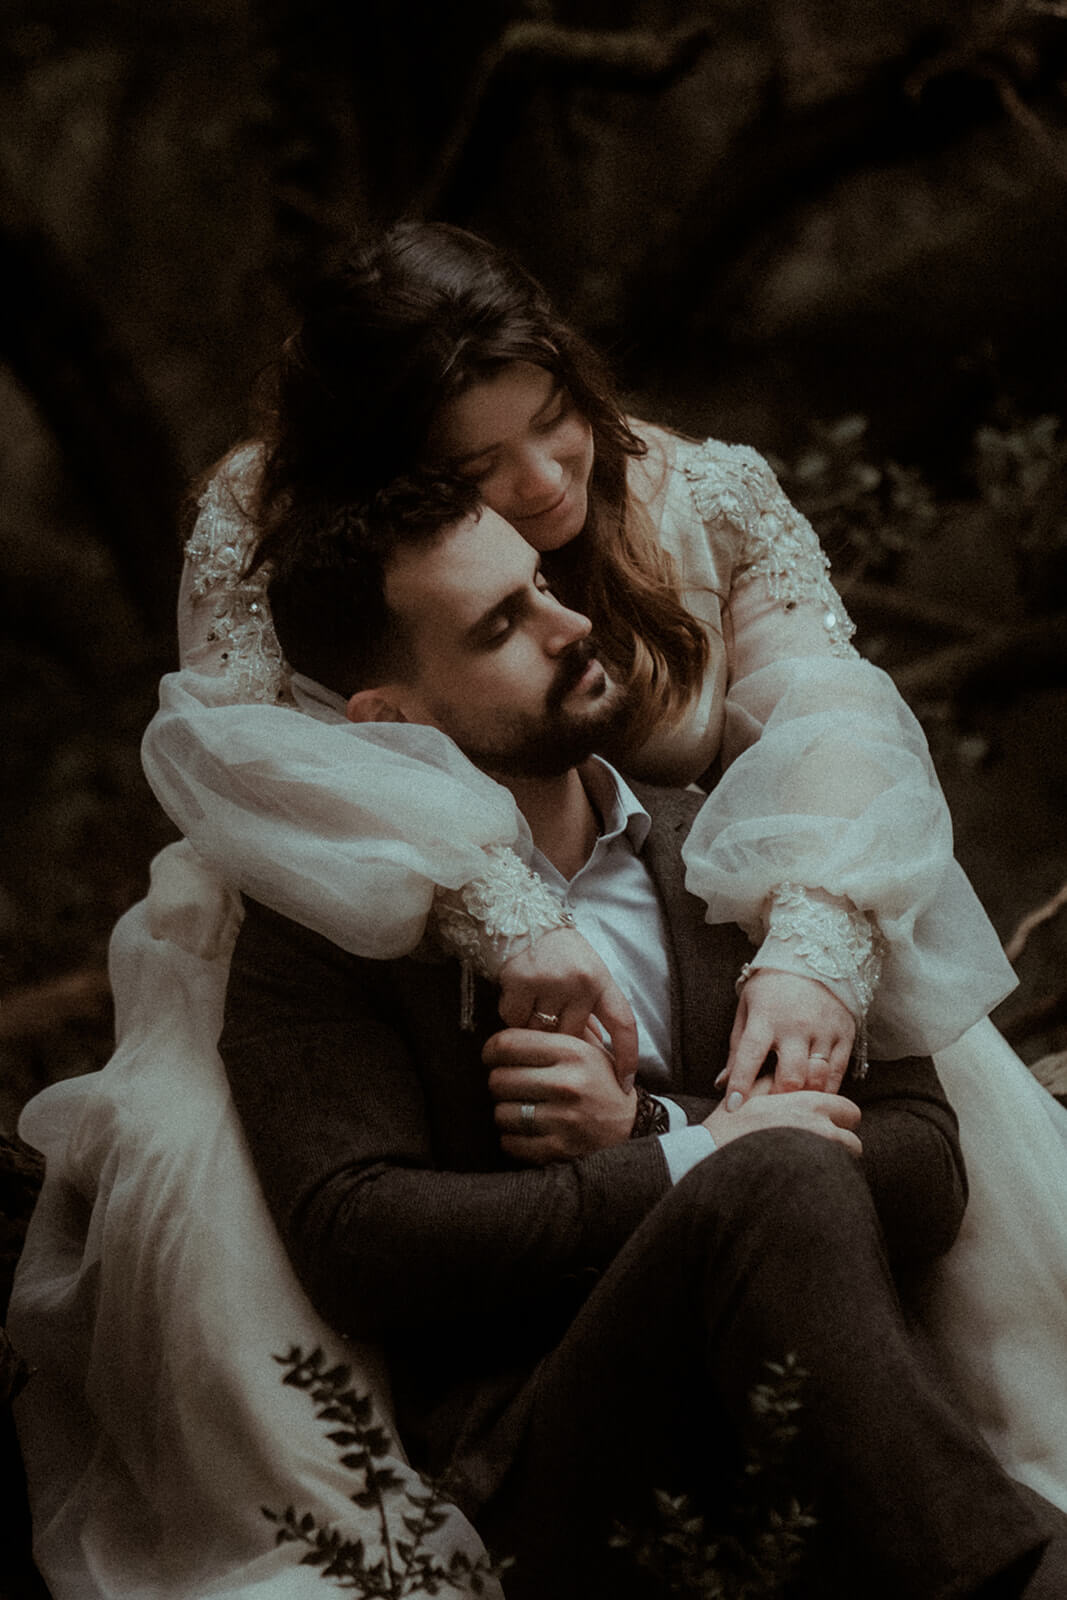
[449,381,563,468]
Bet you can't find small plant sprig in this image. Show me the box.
[262,1345,507,1596]
[610,1354,816,1598]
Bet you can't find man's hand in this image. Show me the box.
[704,1078,862,1155]
[484,1027,637,1165]
[719,969,856,1106]
[498,927,639,1088]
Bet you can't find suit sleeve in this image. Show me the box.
[673,1058,967,1270]
[849,1054,968,1266]
[219,901,673,1340]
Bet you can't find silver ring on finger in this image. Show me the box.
[531,1010,560,1030]
[808,1052,830,1063]
[520,1102,538,1135]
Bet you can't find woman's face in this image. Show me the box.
[426,362,595,552]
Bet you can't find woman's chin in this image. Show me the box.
[520,494,587,552]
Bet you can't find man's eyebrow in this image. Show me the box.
[463,559,543,642]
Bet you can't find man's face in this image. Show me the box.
[380,508,626,777]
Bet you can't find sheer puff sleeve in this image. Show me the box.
[678,439,1017,1059]
[142,447,534,963]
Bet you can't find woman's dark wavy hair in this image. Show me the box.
[248,221,708,737]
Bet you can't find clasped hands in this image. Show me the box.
[493,930,861,1166]
[485,1027,861,1166]
[498,927,857,1100]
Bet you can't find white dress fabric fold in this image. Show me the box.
[923,1023,1067,1515]
[11,864,500,1599]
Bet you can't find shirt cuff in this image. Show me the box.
[657,1120,717,1185]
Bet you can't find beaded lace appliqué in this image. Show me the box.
[434,845,576,979]
[434,845,577,1028]
[763,884,881,1012]
[739,883,882,1077]
[685,440,857,658]
[184,449,291,706]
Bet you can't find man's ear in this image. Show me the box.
[345,687,408,725]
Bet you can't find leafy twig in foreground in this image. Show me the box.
[262,1345,507,1596]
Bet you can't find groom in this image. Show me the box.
[220,477,1061,1599]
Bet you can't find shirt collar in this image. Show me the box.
[579,756,652,854]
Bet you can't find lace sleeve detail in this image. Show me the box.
[685,439,857,658]
[182,445,292,705]
[739,883,883,1076]
[762,884,882,1011]
[432,846,575,980]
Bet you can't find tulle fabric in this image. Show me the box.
[923,1022,1067,1515]
[680,654,1018,1057]
[10,866,500,1600]
[143,672,522,960]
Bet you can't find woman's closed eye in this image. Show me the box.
[537,394,572,434]
[458,455,497,487]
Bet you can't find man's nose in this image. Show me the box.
[542,597,592,654]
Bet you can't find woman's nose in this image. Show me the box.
[513,446,563,504]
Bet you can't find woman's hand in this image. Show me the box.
[719,969,856,1105]
[498,926,639,1087]
[484,1026,637,1164]
[704,1076,862,1154]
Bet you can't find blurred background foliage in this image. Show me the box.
[2,0,1067,1128]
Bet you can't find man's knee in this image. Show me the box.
[674,1127,876,1253]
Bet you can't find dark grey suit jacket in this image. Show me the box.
[219,783,966,1483]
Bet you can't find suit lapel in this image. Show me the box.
[634,784,753,1094]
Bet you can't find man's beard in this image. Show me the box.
[462,638,631,780]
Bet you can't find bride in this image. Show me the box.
[11,222,1067,1599]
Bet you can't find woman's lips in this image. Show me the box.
[516,490,567,523]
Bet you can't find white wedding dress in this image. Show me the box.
[11,434,1067,1600]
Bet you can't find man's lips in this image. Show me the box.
[569,657,603,695]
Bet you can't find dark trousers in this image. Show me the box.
[477,1130,1051,1600]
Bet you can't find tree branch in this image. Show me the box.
[890,612,1067,702]
[413,19,722,218]
[839,580,990,641]
[0,968,111,1042]
[1004,879,1067,962]
[0,163,184,641]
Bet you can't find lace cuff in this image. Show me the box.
[432,845,576,981]
[740,884,883,1075]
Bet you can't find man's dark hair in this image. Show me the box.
[266,474,481,698]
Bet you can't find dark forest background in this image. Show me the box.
[3,0,1067,1134]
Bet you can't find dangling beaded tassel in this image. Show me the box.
[459,960,477,1032]
[851,1017,869,1081]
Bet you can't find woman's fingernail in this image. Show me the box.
[714,1068,728,1088]
[727,1092,744,1112]
[622,1074,636,1093]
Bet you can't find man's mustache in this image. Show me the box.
[549,636,600,708]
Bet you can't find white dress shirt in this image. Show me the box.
[527,757,716,1183]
